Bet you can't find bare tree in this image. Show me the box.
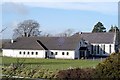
[13,19,41,38]
[56,29,74,37]
[43,33,53,37]
[0,27,7,33]
[64,29,74,37]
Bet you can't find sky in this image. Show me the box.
[1,0,119,39]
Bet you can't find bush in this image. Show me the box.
[94,52,120,79]
[56,68,95,79]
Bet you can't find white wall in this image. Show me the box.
[2,49,46,58]
[91,43,115,56]
[2,49,75,59]
[48,50,75,59]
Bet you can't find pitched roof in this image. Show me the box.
[3,37,45,50]
[3,36,81,50]
[72,32,115,44]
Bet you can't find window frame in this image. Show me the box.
[31,52,34,55]
[62,52,64,55]
[55,52,57,55]
[97,45,99,54]
[27,52,30,55]
[36,52,38,55]
[109,44,111,53]
[67,52,69,55]
[91,45,93,54]
[51,52,53,55]
[19,51,22,55]
[23,51,25,55]
[103,45,105,54]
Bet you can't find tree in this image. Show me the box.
[109,25,120,32]
[94,52,120,78]
[0,27,7,33]
[56,29,74,37]
[13,20,41,38]
[92,22,106,33]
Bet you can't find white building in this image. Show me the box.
[2,32,118,59]
[72,32,118,57]
[2,36,87,59]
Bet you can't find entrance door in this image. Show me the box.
[80,50,85,58]
[45,51,48,58]
[79,47,87,59]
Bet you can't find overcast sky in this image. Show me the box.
[1,0,119,39]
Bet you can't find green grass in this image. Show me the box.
[2,57,101,71]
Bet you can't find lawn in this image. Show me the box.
[2,57,101,71]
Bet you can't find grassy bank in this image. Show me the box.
[2,57,101,71]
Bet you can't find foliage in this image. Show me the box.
[13,19,41,38]
[109,25,120,32]
[94,52,120,79]
[3,53,120,79]
[55,53,120,79]
[92,22,106,33]
[2,57,101,78]
[2,65,56,79]
[118,31,120,49]
[56,68,95,79]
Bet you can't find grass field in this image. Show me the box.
[2,57,101,71]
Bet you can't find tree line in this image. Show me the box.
[12,19,120,38]
[92,22,119,33]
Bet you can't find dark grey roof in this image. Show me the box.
[0,39,11,48]
[3,36,81,50]
[72,32,115,44]
[3,37,44,50]
[3,32,115,50]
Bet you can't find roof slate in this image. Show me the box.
[72,32,115,44]
[3,36,81,50]
[3,32,115,50]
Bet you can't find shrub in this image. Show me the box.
[94,52,120,79]
[56,68,95,79]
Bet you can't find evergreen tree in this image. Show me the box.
[92,22,106,33]
[109,25,119,32]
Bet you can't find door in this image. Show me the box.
[45,51,48,58]
[80,50,85,59]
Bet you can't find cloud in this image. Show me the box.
[2,0,118,15]
[24,2,118,15]
[2,2,29,15]
[2,0,120,2]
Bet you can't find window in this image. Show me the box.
[103,45,105,54]
[23,52,25,55]
[31,52,34,55]
[91,45,93,54]
[97,45,99,54]
[27,52,30,55]
[36,52,38,55]
[93,45,96,55]
[19,51,22,54]
[51,52,53,55]
[55,52,57,55]
[109,44,111,53]
[62,52,64,55]
[67,52,69,55]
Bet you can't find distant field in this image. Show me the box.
[2,57,101,71]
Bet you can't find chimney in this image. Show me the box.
[11,39,14,43]
[80,32,82,34]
